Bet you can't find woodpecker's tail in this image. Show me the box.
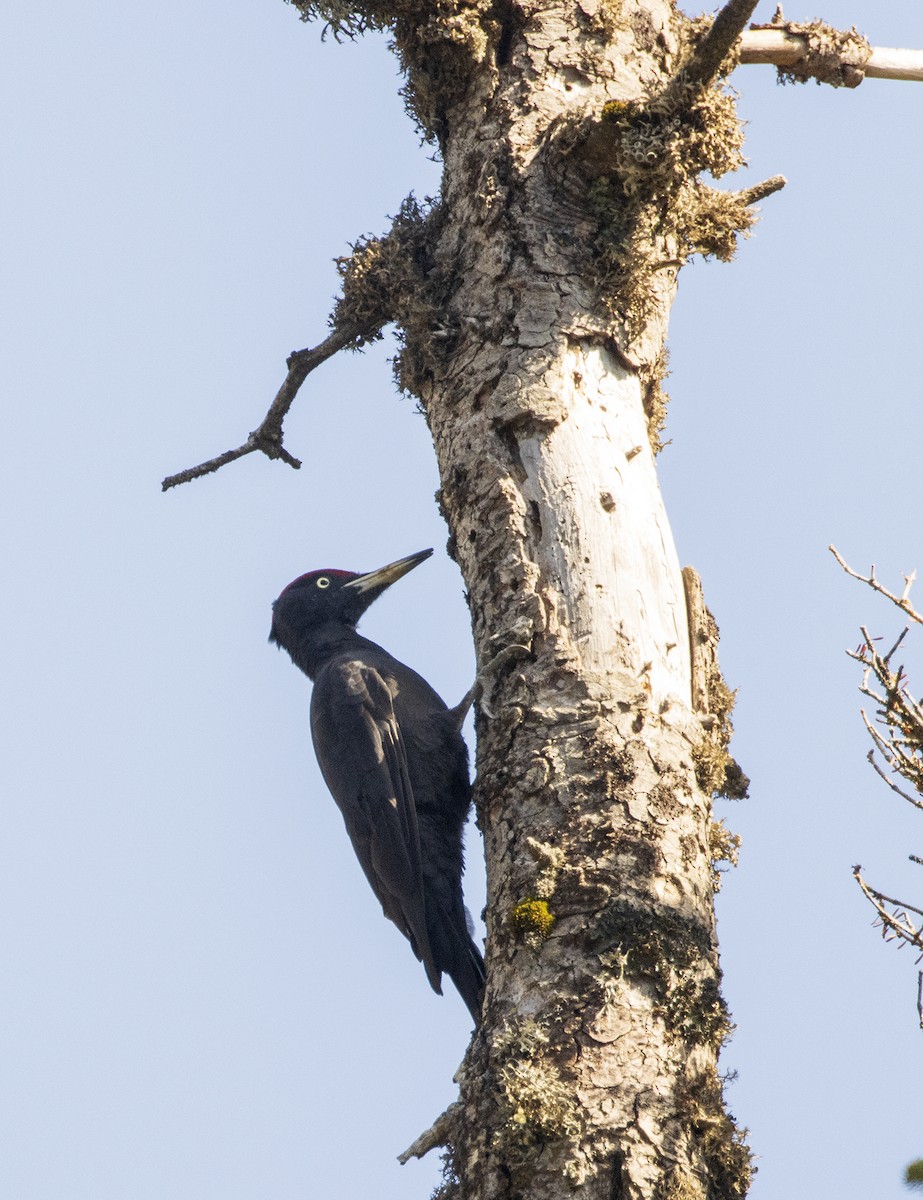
[449,933,486,1025]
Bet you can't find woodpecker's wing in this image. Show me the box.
[309,657,441,992]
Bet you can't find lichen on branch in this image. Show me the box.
[574,15,784,430]
[752,10,871,88]
[332,194,452,396]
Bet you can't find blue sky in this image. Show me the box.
[3,3,922,1197]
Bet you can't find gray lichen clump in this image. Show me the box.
[494,1019,581,1152]
[331,196,448,394]
[286,0,497,142]
[580,21,758,443]
[590,898,732,1050]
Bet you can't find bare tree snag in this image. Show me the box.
[162,12,923,495]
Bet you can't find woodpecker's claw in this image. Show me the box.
[450,643,532,726]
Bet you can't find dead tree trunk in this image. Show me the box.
[171,0,790,1194]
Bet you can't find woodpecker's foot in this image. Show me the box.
[450,643,532,725]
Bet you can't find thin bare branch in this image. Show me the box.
[829,547,923,625]
[862,712,923,798]
[740,29,923,83]
[865,749,923,814]
[847,610,923,800]
[161,320,378,491]
[854,867,923,970]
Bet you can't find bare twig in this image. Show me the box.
[845,612,923,802]
[853,866,923,957]
[680,0,762,90]
[740,29,923,83]
[838,550,923,1016]
[829,547,923,625]
[161,320,377,491]
[864,750,923,814]
[860,708,923,800]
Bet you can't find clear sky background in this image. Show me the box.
[3,2,922,1197]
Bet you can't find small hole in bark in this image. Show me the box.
[528,501,543,541]
[495,11,520,67]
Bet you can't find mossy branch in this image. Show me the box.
[397,1101,460,1164]
[733,175,788,206]
[676,0,761,92]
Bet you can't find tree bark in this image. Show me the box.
[292,1,755,1196]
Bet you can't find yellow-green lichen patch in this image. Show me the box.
[511,897,556,947]
[601,98,633,121]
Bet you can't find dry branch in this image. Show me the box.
[397,1102,459,1164]
[830,546,923,625]
[846,615,923,803]
[853,866,923,958]
[836,549,923,1020]
[161,319,377,492]
[865,750,923,815]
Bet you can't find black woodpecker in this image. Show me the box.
[269,548,485,1024]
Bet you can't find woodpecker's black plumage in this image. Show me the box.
[269,548,484,1023]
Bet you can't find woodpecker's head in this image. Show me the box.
[269,549,433,651]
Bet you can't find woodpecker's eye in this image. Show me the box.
[316,577,331,589]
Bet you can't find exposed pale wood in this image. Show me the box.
[513,344,691,711]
